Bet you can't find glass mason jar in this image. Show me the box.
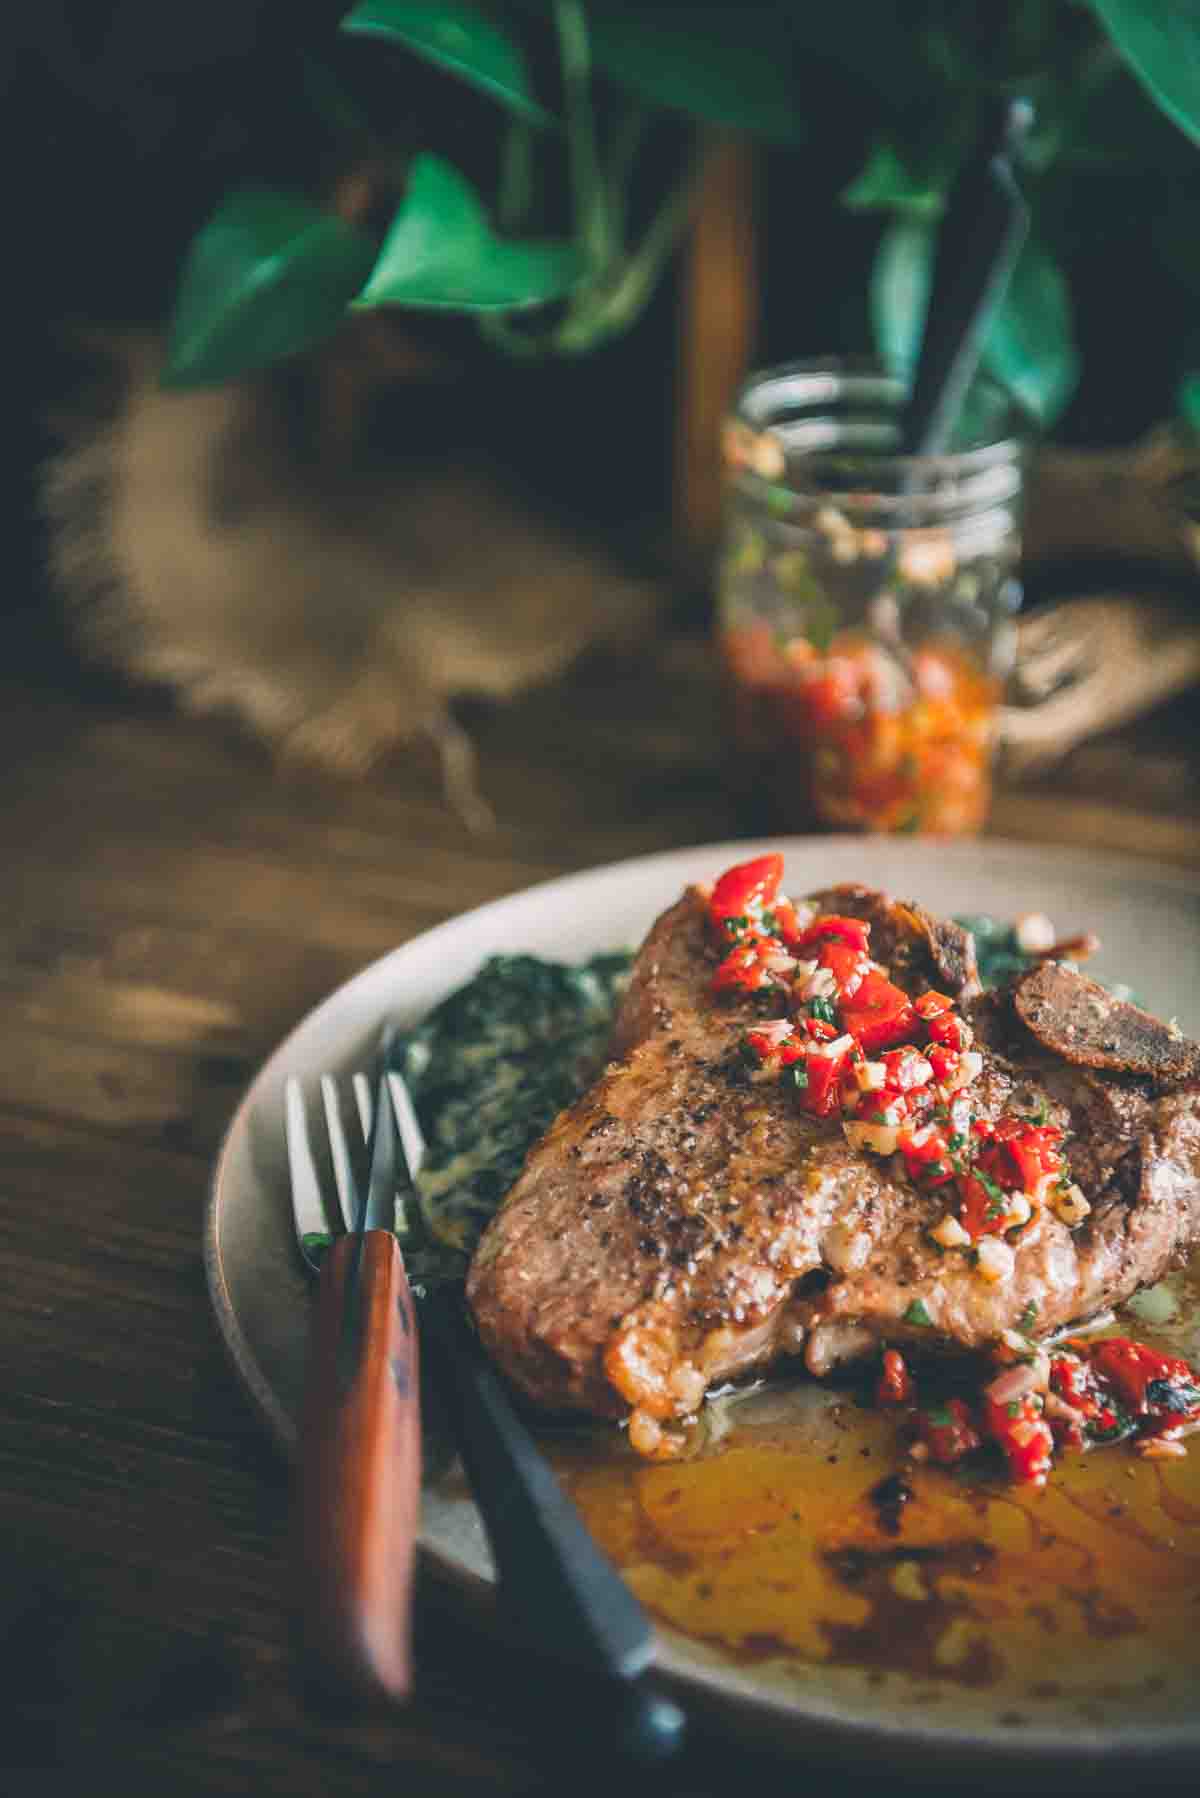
[717,358,1025,836]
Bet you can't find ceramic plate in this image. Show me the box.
[205,836,1200,1780]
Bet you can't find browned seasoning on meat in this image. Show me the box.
[466,874,1200,1457]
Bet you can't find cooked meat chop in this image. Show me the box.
[466,882,1200,1430]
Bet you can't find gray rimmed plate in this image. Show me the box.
[204,836,1200,1782]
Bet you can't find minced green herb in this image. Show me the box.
[1086,1397,1135,1445]
[1146,1377,1200,1414]
[904,1298,934,1327]
[973,1168,1008,1211]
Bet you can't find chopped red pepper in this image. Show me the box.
[709,854,783,935]
[800,660,861,729]
[1048,1354,1115,1447]
[851,1088,909,1124]
[917,1397,981,1464]
[926,1043,960,1085]
[799,1043,854,1117]
[816,937,868,996]
[958,1121,1065,1232]
[987,1117,1064,1190]
[711,936,776,994]
[957,1171,1013,1239]
[794,914,872,955]
[769,897,805,947]
[1087,1338,1199,1417]
[839,970,916,1053]
[802,1016,839,1043]
[973,1140,1019,1191]
[925,1010,968,1051]
[983,1393,1054,1487]
[899,1126,953,1184]
[1050,1354,1093,1413]
[876,1348,913,1407]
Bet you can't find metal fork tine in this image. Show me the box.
[284,1077,332,1251]
[320,1074,360,1232]
[387,1070,427,1181]
[352,1072,373,1145]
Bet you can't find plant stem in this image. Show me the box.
[605,101,652,252]
[498,118,535,231]
[553,131,705,353]
[475,311,547,358]
[553,0,610,270]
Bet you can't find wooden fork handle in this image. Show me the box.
[295,1229,421,1706]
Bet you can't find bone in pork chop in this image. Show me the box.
[466,876,1200,1451]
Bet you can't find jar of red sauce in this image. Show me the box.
[718,359,1025,835]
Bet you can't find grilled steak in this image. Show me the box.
[466,879,1200,1444]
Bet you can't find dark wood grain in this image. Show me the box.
[1,630,1197,1798]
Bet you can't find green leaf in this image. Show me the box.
[354,153,584,312]
[163,185,377,386]
[870,223,1079,428]
[1051,50,1191,174]
[843,141,942,217]
[1091,0,1200,147]
[870,216,933,378]
[340,0,551,126]
[904,1298,934,1327]
[571,0,927,128]
[980,236,1079,427]
[584,3,809,145]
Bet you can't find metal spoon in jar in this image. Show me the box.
[871,98,1033,666]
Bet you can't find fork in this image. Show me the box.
[286,1058,688,1760]
[287,1065,422,1707]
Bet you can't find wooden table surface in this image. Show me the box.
[3,630,1199,1798]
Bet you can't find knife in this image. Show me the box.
[384,1069,687,1764]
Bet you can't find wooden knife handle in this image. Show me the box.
[295,1230,421,1705]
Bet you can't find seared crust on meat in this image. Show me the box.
[466,881,1200,1425]
[1014,961,1200,1083]
[805,884,981,1001]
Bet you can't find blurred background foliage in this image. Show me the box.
[155,0,1200,441]
[15,2,1200,538]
